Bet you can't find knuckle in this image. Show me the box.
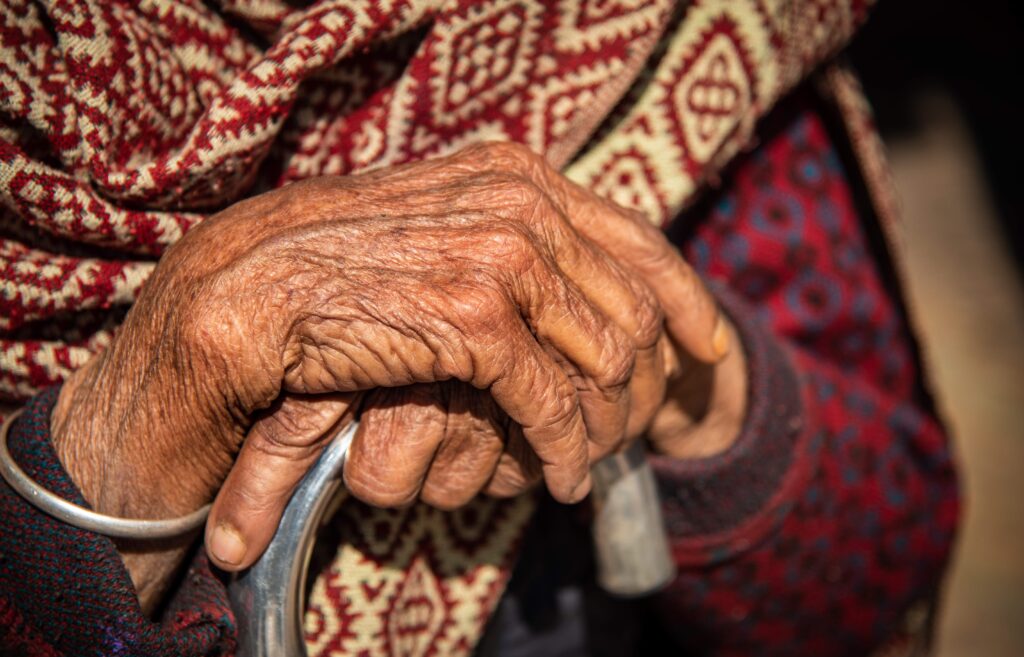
[462,169,550,220]
[630,282,665,348]
[477,141,539,172]
[421,479,476,511]
[223,475,278,514]
[444,270,516,331]
[486,462,535,498]
[257,411,319,448]
[536,382,581,433]
[598,341,636,391]
[344,467,418,509]
[250,421,292,452]
[492,174,547,211]
[248,427,322,462]
[642,239,684,276]
[481,219,541,267]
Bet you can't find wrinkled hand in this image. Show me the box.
[49,144,726,602]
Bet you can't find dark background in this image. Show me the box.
[850,0,1023,264]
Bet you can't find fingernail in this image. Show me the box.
[570,473,593,503]
[210,523,247,566]
[712,316,730,359]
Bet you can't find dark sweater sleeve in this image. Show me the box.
[647,93,960,655]
[0,388,236,657]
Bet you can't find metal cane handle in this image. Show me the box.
[228,422,357,657]
[227,423,675,657]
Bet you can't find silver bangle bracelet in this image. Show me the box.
[0,409,210,540]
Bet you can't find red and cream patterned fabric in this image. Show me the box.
[303,494,536,656]
[1,1,876,654]
[0,0,872,400]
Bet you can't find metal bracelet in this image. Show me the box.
[0,409,210,540]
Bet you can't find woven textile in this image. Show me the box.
[0,0,873,399]
[1,1,873,654]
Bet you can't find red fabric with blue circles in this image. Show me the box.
[647,97,959,655]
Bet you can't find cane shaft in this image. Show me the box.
[590,440,676,597]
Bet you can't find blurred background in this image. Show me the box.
[849,1,1024,655]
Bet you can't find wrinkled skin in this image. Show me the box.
[48,143,746,612]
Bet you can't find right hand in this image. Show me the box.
[50,144,700,578]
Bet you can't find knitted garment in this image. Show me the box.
[1,1,958,656]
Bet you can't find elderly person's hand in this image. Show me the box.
[48,143,737,608]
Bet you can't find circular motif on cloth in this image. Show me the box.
[720,233,752,270]
[708,194,740,234]
[732,264,781,302]
[814,196,842,236]
[788,146,831,195]
[783,272,843,330]
[834,240,864,273]
[685,235,713,272]
[750,189,805,241]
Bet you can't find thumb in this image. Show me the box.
[205,392,355,571]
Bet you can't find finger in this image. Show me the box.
[521,207,668,450]
[507,242,636,453]
[660,332,683,379]
[626,315,749,459]
[471,313,592,503]
[479,143,725,364]
[205,393,355,571]
[563,191,724,364]
[485,425,545,498]
[344,384,447,508]
[528,196,665,349]
[624,339,666,443]
[420,384,505,510]
[554,251,667,447]
[448,167,664,355]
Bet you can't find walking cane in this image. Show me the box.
[228,422,676,657]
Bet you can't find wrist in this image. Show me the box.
[48,245,292,523]
[50,351,229,521]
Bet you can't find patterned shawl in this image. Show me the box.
[0,0,871,653]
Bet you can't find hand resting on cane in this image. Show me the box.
[48,143,746,611]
